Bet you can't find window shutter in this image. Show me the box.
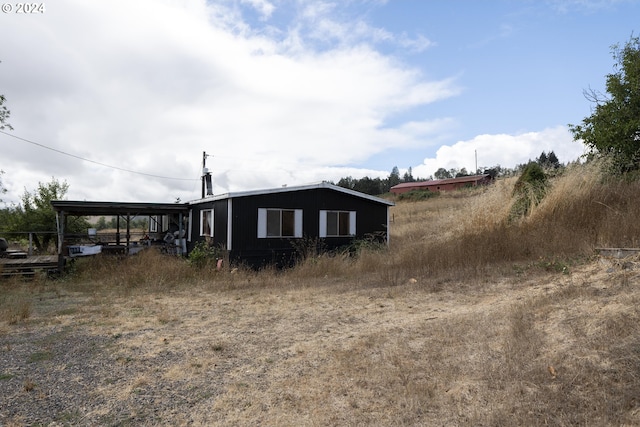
[349,211,356,236]
[319,210,327,238]
[294,209,303,238]
[257,208,267,238]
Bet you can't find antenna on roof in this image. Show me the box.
[202,151,213,197]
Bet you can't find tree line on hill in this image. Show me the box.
[333,150,563,196]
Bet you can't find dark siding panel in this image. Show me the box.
[230,193,303,267]
[212,200,228,249]
[187,200,229,252]
[228,188,389,267]
[314,189,389,241]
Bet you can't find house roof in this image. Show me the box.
[391,174,491,190]
[190,181,395,206]
[50,200,190,216]
[50,182,394,216]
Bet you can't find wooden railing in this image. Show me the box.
[0,231,57,256]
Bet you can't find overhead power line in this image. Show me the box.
[0,130,199,182]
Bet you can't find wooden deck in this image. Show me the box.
[0,255,61,278]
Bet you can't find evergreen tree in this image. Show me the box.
[547,151,560,168]
[353,176,384,195]
[402,167,415,183]
[336,176,356,190]
[537,151,548,166]
[388,166,401,187]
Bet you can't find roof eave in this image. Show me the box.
[189,182,395,206]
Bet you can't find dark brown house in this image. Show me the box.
[188,182,394,267]
[390,174,493,194]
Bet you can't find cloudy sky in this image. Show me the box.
[0,0,638,204]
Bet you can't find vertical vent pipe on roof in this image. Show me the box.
[201,151,213,198]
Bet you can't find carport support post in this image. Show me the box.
[178,212,184,255]
[116,216,120,245]
[56,210,65,272]
[126,214,131,254]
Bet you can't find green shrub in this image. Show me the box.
[188,241,223,269]
[397,189,439,201]
[510,162,548,220]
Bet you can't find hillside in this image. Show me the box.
[2,162,640,426]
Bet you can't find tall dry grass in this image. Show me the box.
[0,283,32,324]
[47,160,638,292]
[344,161,640,283]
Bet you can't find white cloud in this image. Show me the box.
[547,0,631,13]
[413,126,588,178]
[0,0,459,204]
[241,0,276,19]
[398,33,436,53]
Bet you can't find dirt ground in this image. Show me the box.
[0,257,637,426]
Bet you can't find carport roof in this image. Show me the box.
[50,200,190,216]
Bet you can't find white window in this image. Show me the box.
[200,209,213,237]
[319,210,356,237]
[257,208,303,238]
[149,215,159,233]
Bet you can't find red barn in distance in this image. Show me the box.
[390,174,493,194]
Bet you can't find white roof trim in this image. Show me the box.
[189,181,395,206]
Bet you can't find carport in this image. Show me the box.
[50,200,190,272]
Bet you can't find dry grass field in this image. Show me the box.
[2,162,640,426]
